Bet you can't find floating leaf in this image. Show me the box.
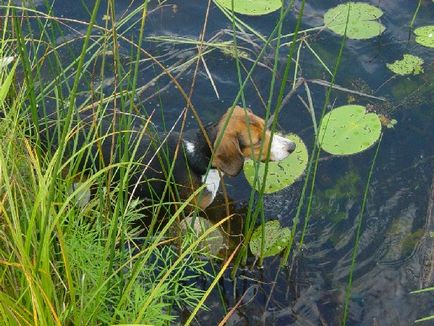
[414,25,434,48]
[387,54,424,76]
[244,134,308,194]
[318,105,382,155]
[179,216,225,255]
[379,114,398,129]
[220,44,250,59]
[214,0,281,16]
[249,220,291,258]
[324,2,385,39]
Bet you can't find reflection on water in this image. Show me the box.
[29,0,434,324]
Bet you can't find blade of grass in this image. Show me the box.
[342,134,383,325]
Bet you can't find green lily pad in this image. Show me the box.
[249,220,291,258]
[414,25,434,48]
[179,216,225,256]
[318,105,382,156]
[243,134,308,194]
[214,0,281,16]
[387,54,424,75]
[387,119,397,129]
[324,2,385,39]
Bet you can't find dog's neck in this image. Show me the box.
[183,122,218,176]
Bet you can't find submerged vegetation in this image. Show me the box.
[0,0,433,324]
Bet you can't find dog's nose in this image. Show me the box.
[287,140,296,153]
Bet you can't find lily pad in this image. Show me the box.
[414,25,434,48]
[249,220,291,258]
[318,105,382,156]
[214,0,281,16]
[324,2,385,39]
[387,54,424,75]
[243,134,308,194]
[179,216,225,256]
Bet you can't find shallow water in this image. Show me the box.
[25,0,434,324]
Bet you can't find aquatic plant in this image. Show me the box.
[387,54,424,76]
[324,2,385,40]
[318,105,382,156]
[214,0,282,16]
[414,25,434,48]
[249,220,291,259]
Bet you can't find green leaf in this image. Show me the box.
[386,54,424,76]
[414,25,434,48]
[318,105,382,156]
[243,134,308,194]
[249,220,291,258]
[214,0,282,16]
[0,58,18,106]
[324,2,385,39]
[179,216,225,256]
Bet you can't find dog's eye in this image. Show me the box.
[241,136,262,148]
[253,138,262,146]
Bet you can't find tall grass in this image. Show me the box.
[0,1,237,324]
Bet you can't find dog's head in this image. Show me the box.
[212,106,296,176]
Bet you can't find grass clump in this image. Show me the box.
[0,3,222,324]
[0,111,213,325]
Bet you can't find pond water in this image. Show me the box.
[23,0,434,324]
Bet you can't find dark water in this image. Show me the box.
[22,0,434,324]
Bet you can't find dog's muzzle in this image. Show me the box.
[270,135,296,161]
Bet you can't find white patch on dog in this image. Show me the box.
[270,134,295,161]
[184,140,195,154]
[201,169,222,202]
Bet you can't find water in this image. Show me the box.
[22,0,434,324]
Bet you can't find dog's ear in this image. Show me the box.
[212,132,244,176]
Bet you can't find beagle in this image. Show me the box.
[42,106,296,210]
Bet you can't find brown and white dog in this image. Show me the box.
[46,106,295,210]
[148,105,295,209]
[190,106,296,209]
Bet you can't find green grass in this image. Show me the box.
[0,91,216,324]
[0,1,234,324]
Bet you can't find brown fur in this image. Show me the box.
[212,106,274,176]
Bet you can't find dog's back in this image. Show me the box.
[37,112,203,207]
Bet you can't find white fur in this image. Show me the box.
[201,169,222,202]
[184,140,195,154]
[270,134,295,161]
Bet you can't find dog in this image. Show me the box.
[176,105,296,209]
[98,106,295,209]
[14,105,296,211]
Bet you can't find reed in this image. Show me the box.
[0,1,226,324]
